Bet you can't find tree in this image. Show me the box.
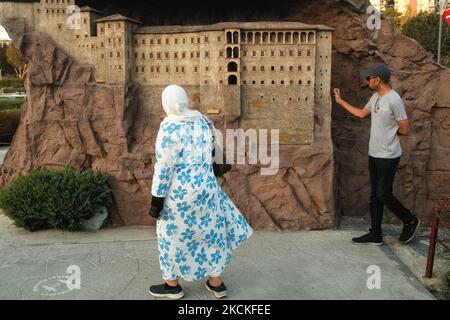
[6,44,28,80]
[0,44,14,76]
[383,7,403,30]
[402,12,450,66]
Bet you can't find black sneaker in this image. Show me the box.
[399,217,421,244]
[352,233,383,246]
[149,283,184,300]
[205,280,227,298]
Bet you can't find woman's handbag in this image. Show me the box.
[202,116,232,177]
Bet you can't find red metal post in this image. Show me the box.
[425,207,440,278]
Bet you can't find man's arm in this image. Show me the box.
[333,88,370,119]
[397,119,410,136]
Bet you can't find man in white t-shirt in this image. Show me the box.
[333,63,420,246]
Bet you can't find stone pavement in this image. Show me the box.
[0,214,436,300]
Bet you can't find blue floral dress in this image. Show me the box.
[151,115,253,281]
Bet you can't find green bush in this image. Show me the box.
[0,167,113,231]
[0,109,20,143]
[0,97,25,110]
[0,77,23,89]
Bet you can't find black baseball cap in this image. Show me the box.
[361,63,391,82]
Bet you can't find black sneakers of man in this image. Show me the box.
[399,216,421,244]
[205,280,227,298]
[352,232,383,246]
[148,283,184,300]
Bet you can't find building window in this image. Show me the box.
[175,38,178,44]
[280,66,284,71]
[156,66,160,73]
[205,66,209,71]
[135,67,138,72]
[142,67,145,72]
[142,39,146,45]
[271,51,274,56]
[108,23,111,28]
[182,52,186,58]
[196,52,200,58]
[242,66,247,71]
[205,52,209,58]
[227,62,238,72]
[117,52,120,58]
[165,52,169,59]
[118,37,121,44]
[197,37,200,43]
[110,52,113,57]
[252,66,256,71]
[190,52,193,58]
[289,50,293,56]
[219,51,223,57]
[176,67,179,72]
[150,39,154,44]
[307,66,311,71]
[205,36,208,43]
[228,75,237,85]
[271,66,274,71]
[307,50,311,57]
[194,66,198,72]
[298,66,302,71]
[219,66,222,71]
[253,51,256,57]
[289,66,293,71]
[142,53,145,59]
[174,52,178,59]
[101,54,104,59]
[157,53,161,59]
[280,50,284,57]
[150,53,154,58]
[261,51,265,57]
[261,66,265,71]
[217,36,221,41]
[166,38,169,44]
[166,67,169,72]
[183,38,186,44]
[118,65,122,70]
[243,51,247,57]
[157,39,161,44]
[261,81,264,84]
[191,38,194,44]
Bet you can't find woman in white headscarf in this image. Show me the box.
[148,85,253,299]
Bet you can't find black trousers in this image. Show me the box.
[369,156,414,235]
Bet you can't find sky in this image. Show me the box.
[0,25,11,40]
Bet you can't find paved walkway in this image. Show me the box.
[0,214,435,300]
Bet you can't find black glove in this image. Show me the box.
[149,196,165,219]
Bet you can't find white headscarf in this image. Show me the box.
[161,85,202,122]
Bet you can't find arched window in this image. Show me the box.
[226,32,232,44]
[285,32,291,43]
[277,32,283,43]
[262,32,269,44]
[301,32,307,44]
[227,61,238,72]
[228,75,237,85]
[308,32,315,43]
[240,32,246,44]
[233,47,239,58]
[247,32,253,43]
[293,32,299,44]
[270,32,276,43]
[255,32,261,44]
[233,31,239,43]
[226,47,232,58]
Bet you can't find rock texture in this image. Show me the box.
[1,0,449,229]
